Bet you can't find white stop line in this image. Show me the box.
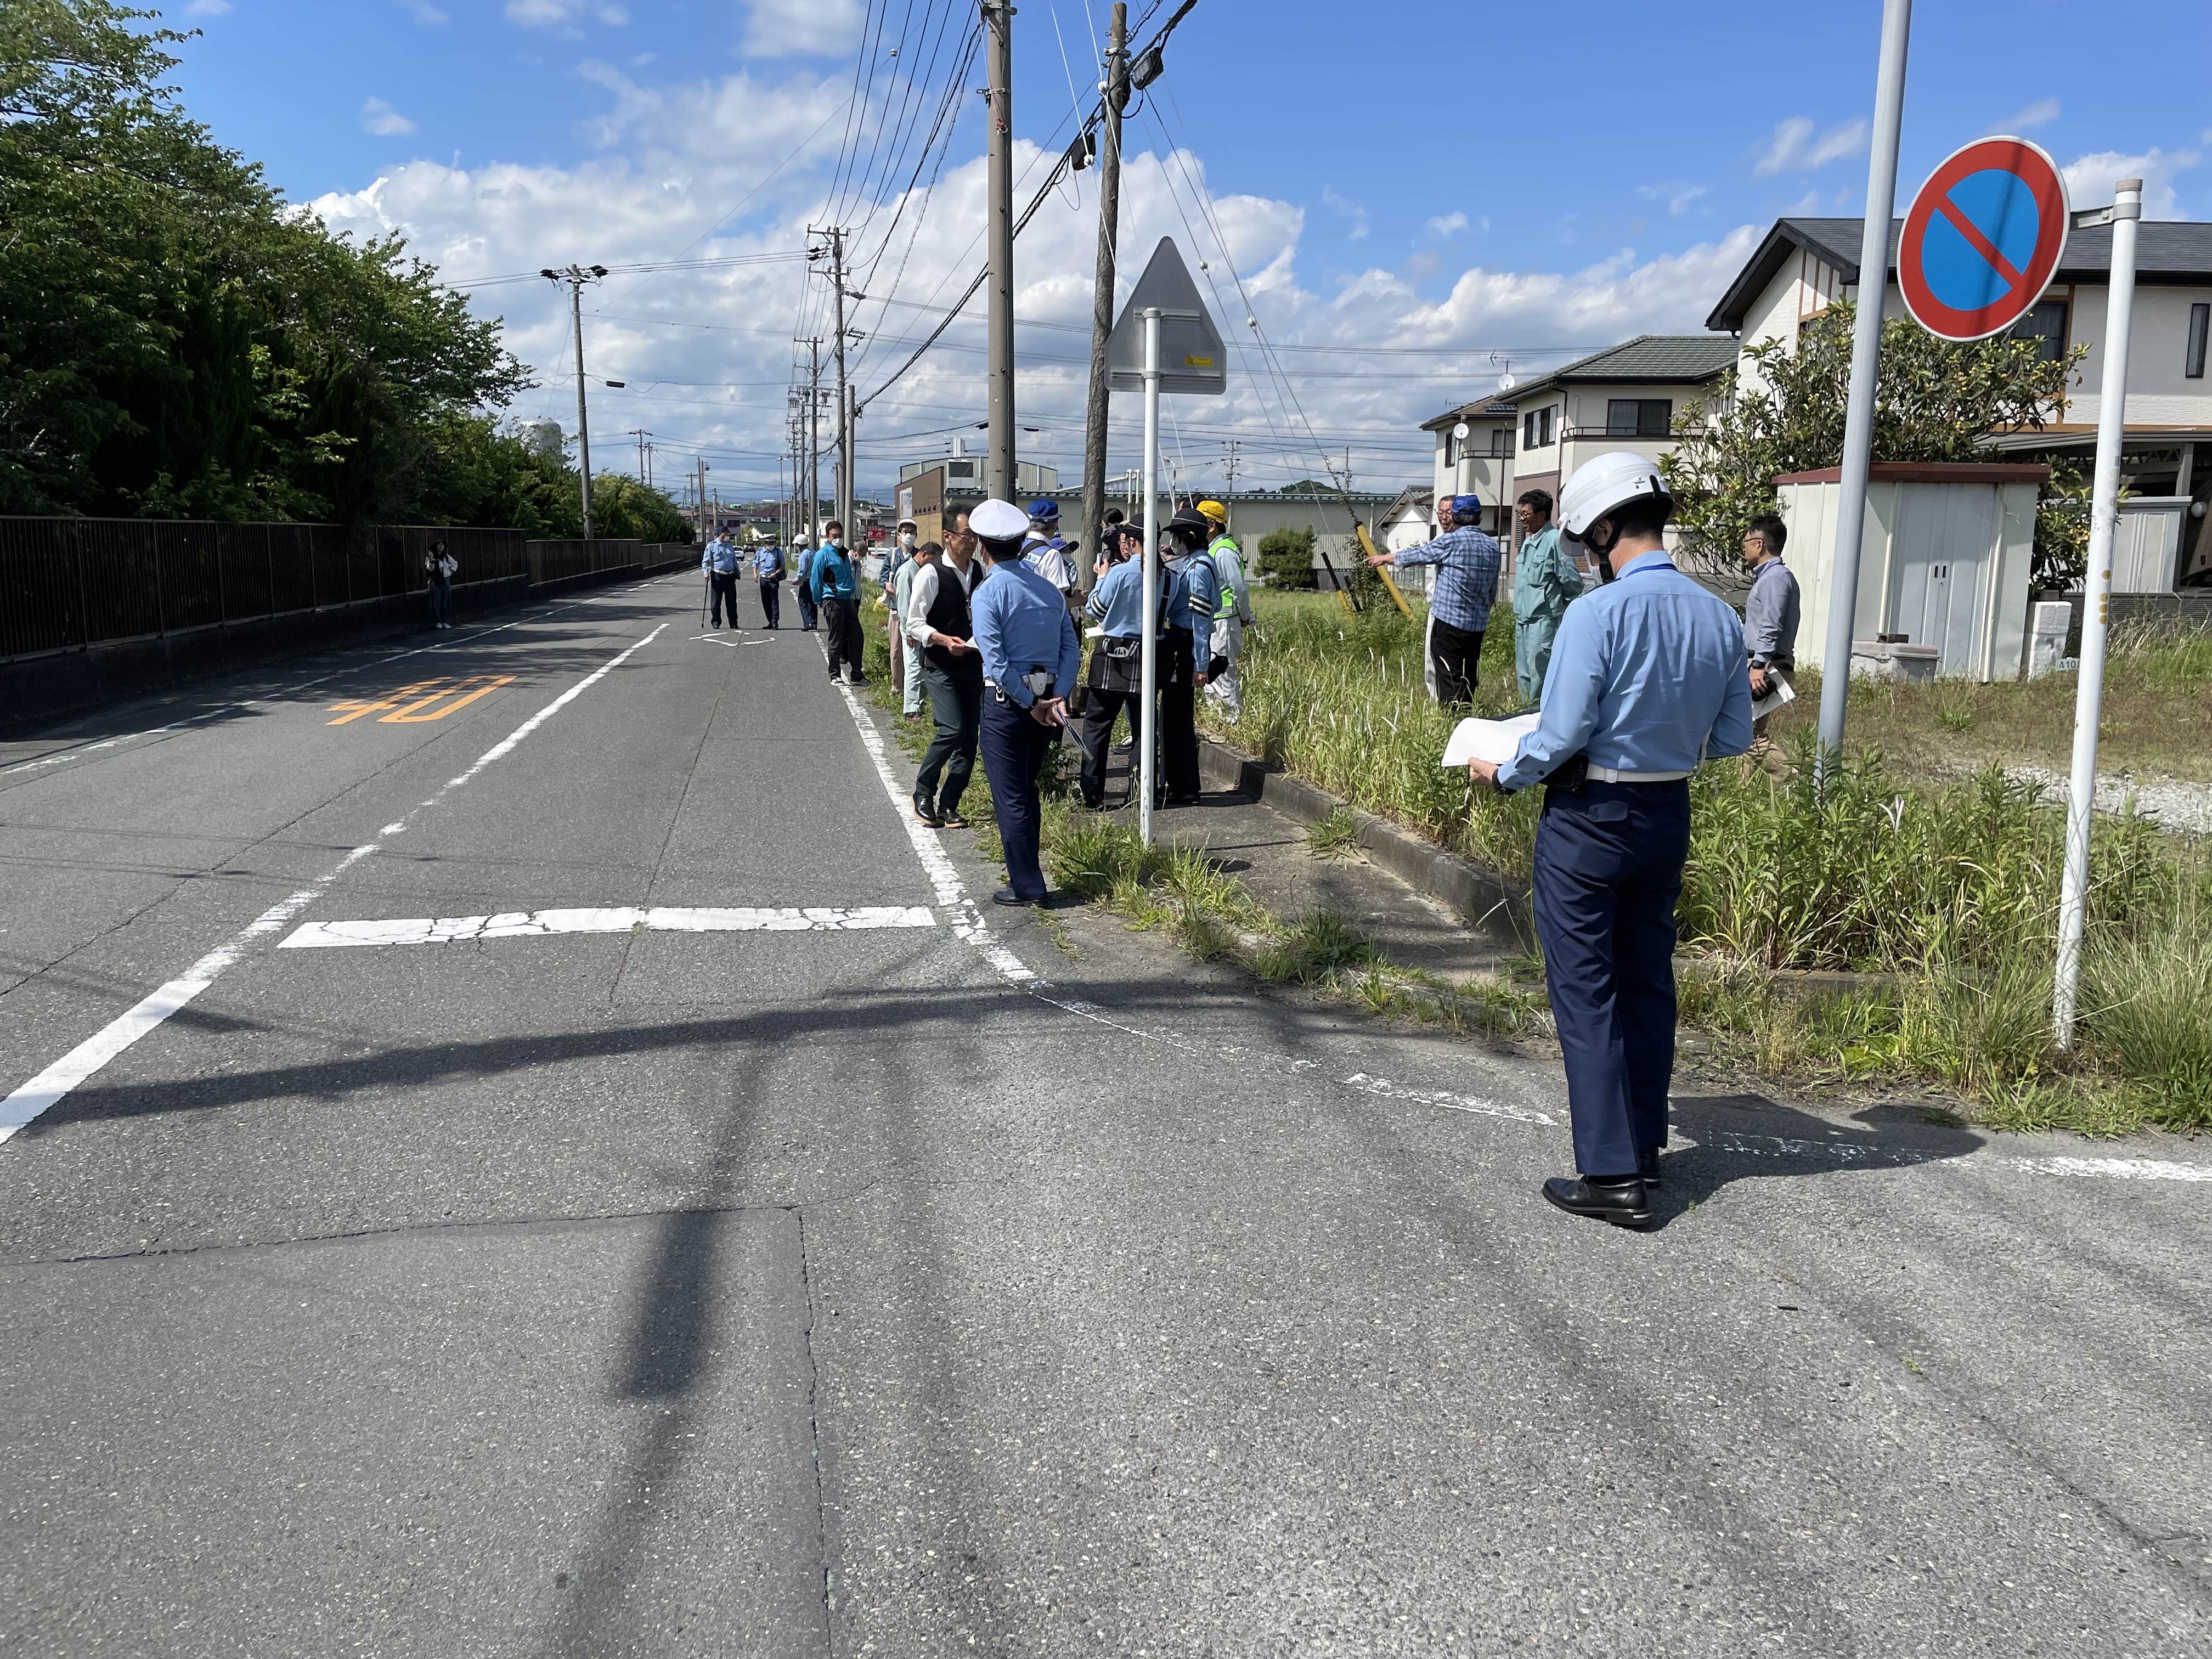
[280,905,935,949]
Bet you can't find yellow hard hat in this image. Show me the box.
[1196,499,1228,526]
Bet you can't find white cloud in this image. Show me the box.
[2062,146,2200,218]
[1638,181,1709,216]
[360,97,419,137]
[1752,115,1867,177]
[1984,98,2059,137]
[305,65,1769,501]
[506,0,629,26]
[1424,212,1469,240]
[1321,185,1368,241]
[185,0,233,14]
[396,0,450,22]
[742,0,866,57]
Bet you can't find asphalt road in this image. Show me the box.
[3,575,2208,1657]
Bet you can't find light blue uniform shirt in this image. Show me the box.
[702,539,740,575]
[972,557,1080,707]
[753,546,785,579]
[1498,551,1753,790]
[1171,552,1219,642]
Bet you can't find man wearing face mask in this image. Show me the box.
[1464,453,1752,1230]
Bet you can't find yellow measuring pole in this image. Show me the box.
[1353,524,1415,617]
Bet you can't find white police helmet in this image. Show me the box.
[1559,450,1672,540]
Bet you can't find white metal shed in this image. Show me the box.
[1774,462,2047,681]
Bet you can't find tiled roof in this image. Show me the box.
[1424,335,1735,426]
[1706,217,2212,331]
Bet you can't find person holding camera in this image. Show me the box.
[1465,454,1752,1230]
[968,499,1079,906]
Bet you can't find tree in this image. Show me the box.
[1279,479,1333,495]
[1255,524,1317,588]
[589,474,693,543]
[1662,301,2087,584]
[0,1,527,523]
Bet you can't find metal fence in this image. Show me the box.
[0,518,528,661]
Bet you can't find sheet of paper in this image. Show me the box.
[1750,674,1797,721]
[1440,712,1541,769]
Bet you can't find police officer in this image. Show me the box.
[1159,508,1218,805]
[969,498,1080,905]
[1464,453,1752,1228]
[1077,521,1160,809]
[702,529,743,629]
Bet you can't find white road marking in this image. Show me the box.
[2008,1155,2212,1183]
[1,623,670,1144]
[1341,1073,1559,1127]
[280,905,934,949]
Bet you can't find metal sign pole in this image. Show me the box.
[1139,307,1162,847]
[1813,0,1911,782]
[2054,178,2144,1046]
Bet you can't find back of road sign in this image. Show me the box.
[1899,137,2070,342]
[1107,238,1228,395]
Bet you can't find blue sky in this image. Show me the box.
[166,0,2212,500]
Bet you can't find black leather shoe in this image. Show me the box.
[991,888,1040,907]
[1638,1147,1663,1185]
[1542,1176,1653,1228]
[912,797,943,827]
[1080,795,1105,811]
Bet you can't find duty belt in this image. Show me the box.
[1584,765,1690,783]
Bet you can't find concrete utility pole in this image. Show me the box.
[693,455,708,544]
[1223,437,1239,493]
[1079,1,1130,589]
[540,263,609,537]
[630,430,652,487]
[820,227,859,537]
[983,0,1016,501]
[806,337,823,546]
[2054,177,2144,1046]
[1814,0,1912,780]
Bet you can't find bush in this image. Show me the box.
[1255,525,1317,588]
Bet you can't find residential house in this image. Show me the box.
[1707,217,2212,583]
[1418,398,1519,546]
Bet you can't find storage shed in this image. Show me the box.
[1773,462,2047,681]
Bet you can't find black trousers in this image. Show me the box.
[820,596,863,678]
[1430,617,1484,707]
[1156,628,1200,800]
[794,582,819,630]
[757,577,782,628]
[1079,683,1150,805]
[709,570,740,626]
[980,691,1054,900]
[1533,780,1690,1179]
[916,661,983,811]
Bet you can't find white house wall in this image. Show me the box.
[2061,284,2212,430]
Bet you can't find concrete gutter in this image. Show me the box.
[1198,737,1534,944]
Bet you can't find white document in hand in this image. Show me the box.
[1440,711,1541,769]
[1750,675,1797,721]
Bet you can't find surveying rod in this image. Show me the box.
[1139,307,1161,848]
[2053,178,2143,1046]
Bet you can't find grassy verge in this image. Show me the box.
[1204,591,2212,1137]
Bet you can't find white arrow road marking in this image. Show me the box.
[280,905,935,949]
[1,623,670,1144]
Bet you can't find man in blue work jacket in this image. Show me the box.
[812,522,862,683]
[1465,453,1752,1229]
[969,498,1080,906]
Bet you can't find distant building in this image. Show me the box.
[520,420,565,459]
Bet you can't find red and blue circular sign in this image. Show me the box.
[1900,137,2072,341]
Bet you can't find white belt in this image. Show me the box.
[1585,765,1690,783]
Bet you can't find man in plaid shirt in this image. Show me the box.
[1367,492,1502,706]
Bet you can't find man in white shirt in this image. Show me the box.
[903,511,984,826]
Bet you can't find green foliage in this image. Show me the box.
[1254,524,1317,588]
[1278,479,1333,494]
[588,473,693,542]
[1662,301,2085,576]
[0,0,528,523]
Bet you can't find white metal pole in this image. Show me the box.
[1813,0,1911,780]
[2053,178,2143,1046]
[1139,306,1161,848]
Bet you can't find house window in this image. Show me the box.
[1605,398,1672,437]
[2010,297,2070,363]
[1443,429,1462,467]
[1522,406,1555,449]
[1490,427,1513,458]
[2188,303,2209,380]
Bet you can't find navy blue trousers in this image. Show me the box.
[757,578,782,627]
[980,692,1054,900]
[1532,779,1690,1179]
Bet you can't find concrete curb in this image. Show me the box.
[1197,737,1534,945]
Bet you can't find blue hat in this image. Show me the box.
[1027,498,1060,522]
[1451,493,1481,520]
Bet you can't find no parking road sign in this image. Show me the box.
[1900,137,2071,341]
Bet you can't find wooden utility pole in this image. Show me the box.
[1079,2,1129,589]
[983,0,1015,502]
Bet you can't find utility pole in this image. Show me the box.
[805,337,823,546]
[815,227,861,538]
[1079,2,1129,589]
[1223,437,1239,494]
[540,263,609,537]
[694,455,708,544]
[983,0,1016,501]
[630,429,652,487]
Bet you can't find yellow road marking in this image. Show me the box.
[326,675,516,726]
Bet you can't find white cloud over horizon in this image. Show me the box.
[2062,146,2201,219]
[1753,116,1870,178]
[360,97,419,137]
[307,67,1779,497]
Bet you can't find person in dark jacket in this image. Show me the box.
[904,523,985,826]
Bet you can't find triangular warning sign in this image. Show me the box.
[1105,237,1228,396]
